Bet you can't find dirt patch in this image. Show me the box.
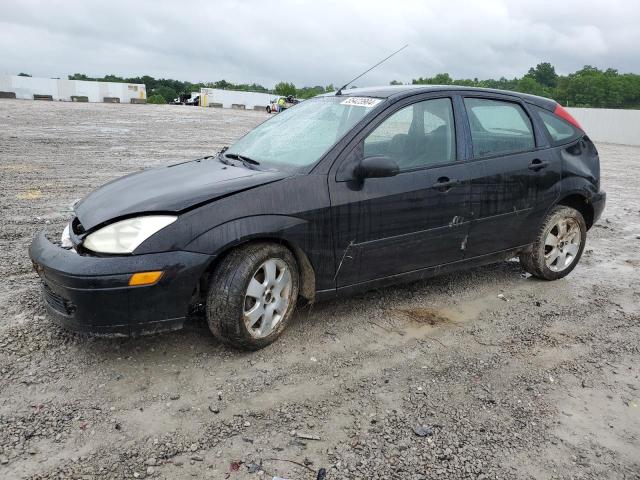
[15,189,43,200]
[394,307,453,326]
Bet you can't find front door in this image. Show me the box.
[329,96,471,288]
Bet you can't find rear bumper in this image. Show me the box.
[591,190,606,226]
[29,232,213,336]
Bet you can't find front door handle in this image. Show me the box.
[528,159,549,171]
[433,177,460,192]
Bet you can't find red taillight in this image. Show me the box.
[553,104,583,131]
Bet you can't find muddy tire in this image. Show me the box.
[206,243,299,350]
[520,205,587,280]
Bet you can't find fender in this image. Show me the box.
[539,178,600,229]
[558,176,600,200]
[185,215,329,301]
[185,214,309,256]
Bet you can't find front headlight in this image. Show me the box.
[83,215,177,254]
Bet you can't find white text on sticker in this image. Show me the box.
[340,97,382,108]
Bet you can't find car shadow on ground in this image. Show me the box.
[48,259,527,363]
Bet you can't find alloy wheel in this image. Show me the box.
[544,217,582,272]
[243,258,292,338]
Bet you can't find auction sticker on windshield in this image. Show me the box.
[340,97,382,108]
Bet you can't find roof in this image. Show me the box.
[322,84,556,109]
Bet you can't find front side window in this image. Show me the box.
[464,98,535,157]
[363,98,455,170]
[227,96,379,171]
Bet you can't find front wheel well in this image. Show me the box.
[196,238,316,309]
[557,194,595,229]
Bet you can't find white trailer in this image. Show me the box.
[0,75,146,103]
[199,88,275,111]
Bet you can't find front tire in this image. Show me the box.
[519,205,587,280]
[206,243,299,350]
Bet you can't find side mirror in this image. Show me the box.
[355,156,399,179]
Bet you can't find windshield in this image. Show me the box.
[226,96,381,170]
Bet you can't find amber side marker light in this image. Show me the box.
[129,271,163,286]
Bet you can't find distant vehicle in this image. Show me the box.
[170,93,200,106]
[170,94,190,105]
[267,95,300,113]
[30,85,604,350]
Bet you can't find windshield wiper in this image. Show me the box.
[218,155,233,166]
[217,146,234,166]
[224,152,261,169]
[225,153,260,165]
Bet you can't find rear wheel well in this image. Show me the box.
[557,194,594,229]
[196,238,316,309]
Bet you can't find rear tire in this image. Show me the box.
[519,205,587,280]
[206,243,299,350]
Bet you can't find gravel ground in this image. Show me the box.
[0,100,639,480]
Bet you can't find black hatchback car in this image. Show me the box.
[30,86,605,349]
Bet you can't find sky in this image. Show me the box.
[1,0,639,88]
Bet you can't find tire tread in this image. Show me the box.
[519,205,587,281]
[206,243,299,350]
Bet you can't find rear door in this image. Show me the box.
[461,95,560,257]
[329,94,471,287]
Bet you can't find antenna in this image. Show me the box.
[335,44,409,96]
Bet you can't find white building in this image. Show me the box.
[0,75,146,103]
[200,88,275,110]
[567,107,640,146]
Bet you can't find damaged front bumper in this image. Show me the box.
[29,232,212,336]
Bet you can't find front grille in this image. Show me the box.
[42,283,76,315]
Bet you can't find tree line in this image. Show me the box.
[61,63,640,108]
[405,63,640,109]
[66,74,333,104]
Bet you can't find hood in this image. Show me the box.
[75,157,289,230]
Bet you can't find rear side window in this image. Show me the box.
[464,98,535,157]
[534,106,579,143]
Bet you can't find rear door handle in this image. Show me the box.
[528,159,549,171]
[433,177,460,192]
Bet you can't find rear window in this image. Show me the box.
[464,98,535,157]
[534,106,579,143]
